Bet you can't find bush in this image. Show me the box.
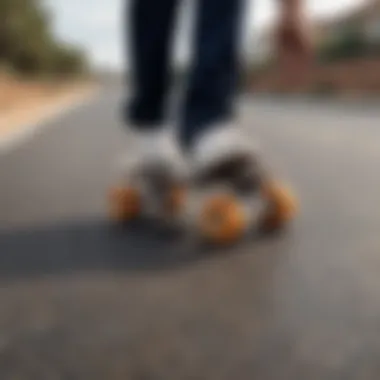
[51,46,88,76]
[318,27,367,63]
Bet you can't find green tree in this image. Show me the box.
[0,0,88,76]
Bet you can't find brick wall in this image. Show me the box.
[251,57,380,95]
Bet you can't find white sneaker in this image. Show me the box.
[190,123,261,181]
[118,127,187,179]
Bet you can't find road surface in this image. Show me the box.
[0,87,380,379]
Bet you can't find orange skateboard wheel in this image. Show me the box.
[109,186,142,221]
[200,194,246,245]
[260,181,297,230]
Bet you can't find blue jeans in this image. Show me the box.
[125,0,244,150]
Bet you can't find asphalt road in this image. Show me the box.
[1,87,380,379]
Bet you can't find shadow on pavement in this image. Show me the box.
[0,219,282,280]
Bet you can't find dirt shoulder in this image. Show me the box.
[0,74,98,142]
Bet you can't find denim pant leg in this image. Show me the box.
[124,0,179,130]
[179,0,245,149]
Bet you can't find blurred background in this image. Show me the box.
[2,1,380,379]
[2,0,380,116]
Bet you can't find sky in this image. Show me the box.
[44,0,366,71]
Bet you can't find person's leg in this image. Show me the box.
[122,0,185,171]
[180,0,263,188]
[125,0,179,129]
[179,0,245,150]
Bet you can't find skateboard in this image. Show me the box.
[108,156,297,246]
